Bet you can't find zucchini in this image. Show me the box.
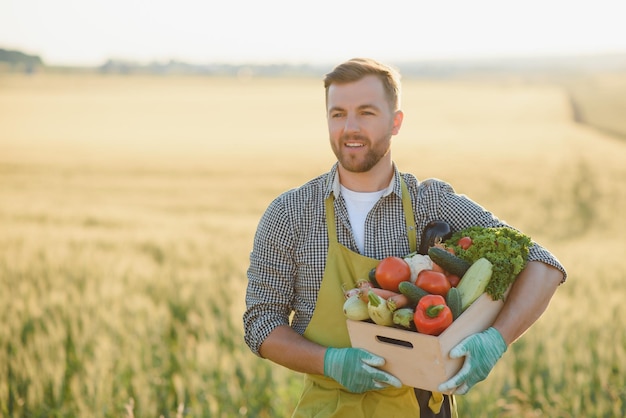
[428,246,472,277]
[456,258,493,311]
[445,287,462,320]
[398,281,430,305]
[392,308,415,329]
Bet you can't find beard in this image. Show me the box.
[331,133,391,173]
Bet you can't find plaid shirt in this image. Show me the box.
[244,163,566,356]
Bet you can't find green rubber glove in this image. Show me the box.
[438,327,507,395]
[324,347,402,393]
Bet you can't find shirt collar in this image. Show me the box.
[325,163,402,199]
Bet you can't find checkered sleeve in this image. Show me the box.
[420,178,567,282]
[243,194,297,357]
[526,242,567,282]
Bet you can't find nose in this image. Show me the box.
[344,114,360,133]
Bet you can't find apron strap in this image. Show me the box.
[325,196,338,244]
[401,178,417,253]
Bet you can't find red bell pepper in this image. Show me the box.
[413,294,453,336]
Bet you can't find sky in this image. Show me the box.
[1,0,626,67]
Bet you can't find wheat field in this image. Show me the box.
[0,72,625,417]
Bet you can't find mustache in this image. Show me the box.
[340,133,369,142]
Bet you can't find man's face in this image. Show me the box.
[326,75,403,173]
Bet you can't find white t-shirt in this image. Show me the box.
[340,185,386,254]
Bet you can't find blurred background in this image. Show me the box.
[1,1,625,417]
[3,0,626,68]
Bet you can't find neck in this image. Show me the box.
[337,158,394,192]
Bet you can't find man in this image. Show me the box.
[243,58,566,417]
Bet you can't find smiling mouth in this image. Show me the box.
[345,143,364,148]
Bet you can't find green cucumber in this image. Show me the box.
[428,247,472,277]
[445,287,462,320]
[398,281,430,305]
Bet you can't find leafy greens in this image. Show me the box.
[446,226,532,301]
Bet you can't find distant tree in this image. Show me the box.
[0,48,44,73]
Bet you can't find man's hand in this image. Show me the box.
[324,347,402,393]
[438,327,507,395]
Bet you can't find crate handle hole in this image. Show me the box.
[375,335,414,348]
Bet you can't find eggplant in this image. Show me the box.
[368,267,380,287]
[418,220,452,255]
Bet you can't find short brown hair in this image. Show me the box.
[323,58,402,111]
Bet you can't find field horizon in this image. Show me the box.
[1,73,625,417]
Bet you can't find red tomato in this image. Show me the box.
[446,274,461,287]
[431,261,445,274]
[375,256,411,292]
[457,236,473,250]
[416,270,451,296]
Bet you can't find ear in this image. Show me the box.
[391,110,404,135]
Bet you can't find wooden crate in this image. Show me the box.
[346,292,504,393]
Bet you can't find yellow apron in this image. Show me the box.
[292,179,455,418]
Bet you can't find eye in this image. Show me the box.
[360,107,378,116]
[330,111,345,119]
